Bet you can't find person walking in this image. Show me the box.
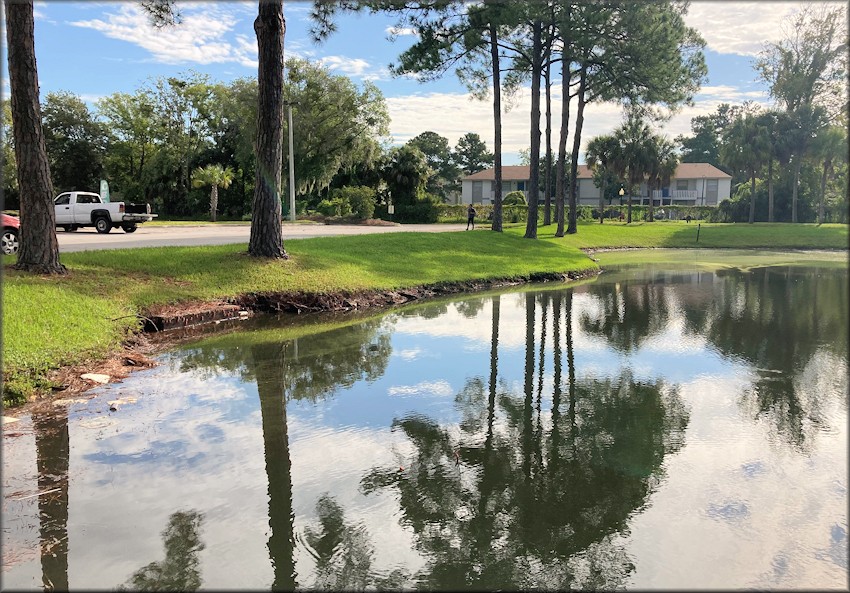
[466,204,477,230]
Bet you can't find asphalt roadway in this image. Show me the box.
[56,222,471,252]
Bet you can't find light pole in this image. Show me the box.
[284,100,298,222]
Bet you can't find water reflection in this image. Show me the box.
[677,267,848,451]
[118,511,205,591]
[32,407,69,592]
[252,343,297,590]
[3,263,846,590]
[359,290,688,590]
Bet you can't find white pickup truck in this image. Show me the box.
[54,191,157,234]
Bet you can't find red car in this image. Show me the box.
[2,213,20,255]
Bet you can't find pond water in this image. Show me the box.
[2,255,848,590]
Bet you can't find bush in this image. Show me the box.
[316,197,351,217]
[330,186,376,219]
[396,200,439,223]
[503,191,527,206]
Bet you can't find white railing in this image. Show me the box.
[671,190,698,199]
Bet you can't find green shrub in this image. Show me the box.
[396,200,439,223]
[503,191,527,206]
[330,186,376,219]
[316,197,352,217]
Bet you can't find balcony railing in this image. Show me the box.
[652,190,699,199]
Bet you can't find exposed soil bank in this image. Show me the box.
[4,268,599,416]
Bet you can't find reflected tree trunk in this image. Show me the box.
[473,295,501,560]
[565,291,577,441]
[535,296,548,467]
[523,293,536,480]
[252,343,296,591]
[550,292,563,474]
[32,408,70,592]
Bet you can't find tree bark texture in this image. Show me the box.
[555,36,570,238]
[5,0,65,274]
[567,68,586,234]
[210,185,218,222]
[249,0,287,258]
[490,25,503,233]
[543,61,552,226]
[523,20,542,239]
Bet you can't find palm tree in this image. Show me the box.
[192,164,234,222]
[646,136,678,222]
[721,112,770,224]
[383,145,431,207]
[809,125,847,224]
[585,134,622,224]
[614,114,654,224]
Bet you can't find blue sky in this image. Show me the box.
[2,1,846,164]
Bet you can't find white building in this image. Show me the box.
[461,163,732,207]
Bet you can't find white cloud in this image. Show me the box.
[396,348,425,361]
[683,1,847,57]
[388,380,454,397]
[318,55,373,77]
[386,26,418,37]
[385,84,771,162]
[69,4,256,67]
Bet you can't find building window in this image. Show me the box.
[706,179,718,205]
[472,181,483,201]
[517,181,525,191]
[676,179,689,191]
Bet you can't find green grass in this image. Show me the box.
[2,221,847,406]
[2,230,594,405]
[519,220,849,250]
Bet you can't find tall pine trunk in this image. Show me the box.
[555,24,571,238]
[523,20,542,239]
[791,157,801,223]
[490,23,503,233]
[567,67,586,235]
[543,61,552,226]
[249,0,287,258]
[5,0,65,274]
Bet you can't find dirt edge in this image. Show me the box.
[7,268,600,416]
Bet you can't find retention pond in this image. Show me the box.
[2,250,847,590]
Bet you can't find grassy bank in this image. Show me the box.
[2,230,594,404]
[2,221,847,406]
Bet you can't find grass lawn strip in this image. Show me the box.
[3,222,847,406]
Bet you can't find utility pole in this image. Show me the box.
[285,101,297,222]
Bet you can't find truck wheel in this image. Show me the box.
[1,228,18,255]
[62,225,77,232]
[95,217,112,234]
[122,223,138,233]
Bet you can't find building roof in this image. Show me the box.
[674,163,732,179]
[462,162,731,181]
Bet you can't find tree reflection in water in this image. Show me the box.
[680,266,848,451]
[302,494,409,590]
[360,289,689,590]
[118,511,205,591]
[32,407,70,592]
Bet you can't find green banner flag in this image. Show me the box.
[100,179,110,202]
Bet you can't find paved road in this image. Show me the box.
[57,222,471,252]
